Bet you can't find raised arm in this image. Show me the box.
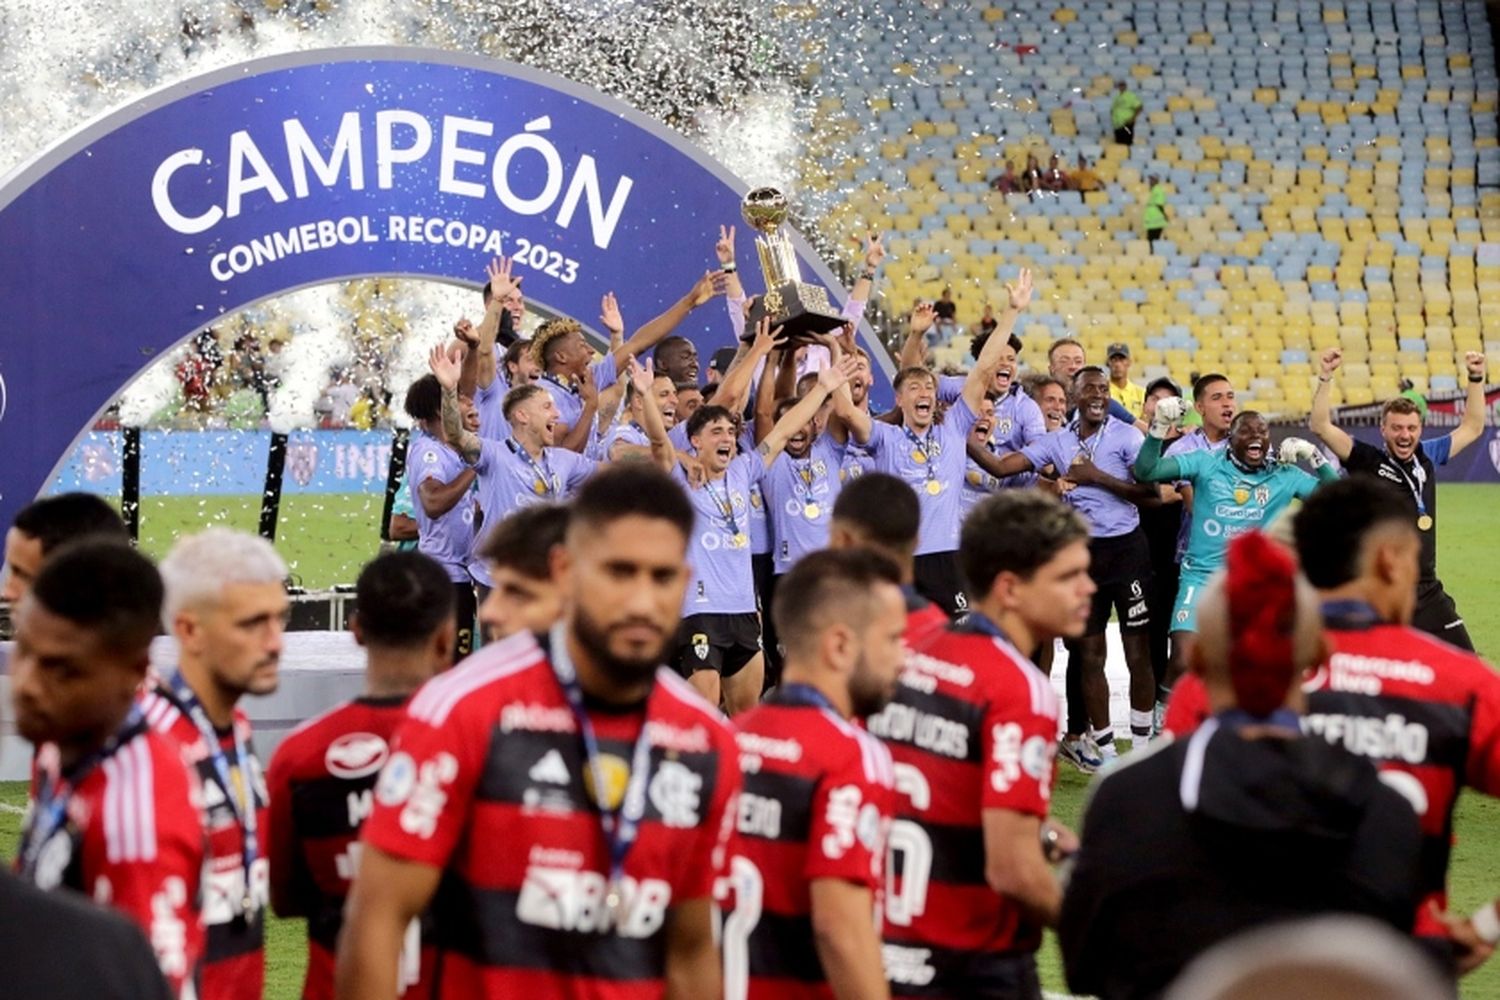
[964,270,1032,412]
[846,232,884,307]
[630,357,677,473]
[754,342,782,446]
[1133,399,1188,482]
[557,376,599,453]
[716,224,746,301]
[899,302,935,370]
[455,319,481,399]
[1451,351,1490,456]
[758,359,851,465]
[474,257,520,390]
[430,344,481,465]
[611,271,725,368]
[1309,348,1355,462]
[718,316,785,416]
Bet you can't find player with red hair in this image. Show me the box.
[1058,531,1424,1000]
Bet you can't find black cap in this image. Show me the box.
[1145,376,1181,398]
[1107,342,1131,360]
[709,347,739,377]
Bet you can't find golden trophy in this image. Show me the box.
[740,187,847,343]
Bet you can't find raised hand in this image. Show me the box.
[689,271,726,307]
[453,318,478,346]
[1465,350,1487,380]
[428,343,460,390]
[817,355,857,393]
[1005,268,1034,311]
[910,302,936,337]
[1149,396,1186,439]
[627,355,655,394]
[1278,437,1321,466]
[600,292,624,337]
[751,317,788,356]
[716,224,736,267]
[1319,347,1343,378]
[485,256,521,306]
[864,231,886,269]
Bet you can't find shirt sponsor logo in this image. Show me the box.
[883,944,937,987]
[821,785,864,860]
[1302,712,1430,765]
[500,702,576,734]
[375,751,418,807]
[648,760,703,828]
[516,866,671,937]
[397,752,458,840]
[736,792,782,839]
[1307,652,1437,695]
[528,749,571,786]
[867,702,970,759]
[325,732,390,780]
[645,721,711,755]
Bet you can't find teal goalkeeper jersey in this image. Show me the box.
[1167,449,1323,576]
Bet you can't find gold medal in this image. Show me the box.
[912,449,928,464]
[1418,514,1434,531]
[731,532,749,548]
[533,478,548,495]
[605,883,625,922]
[925,479,942,496]
[803,502,821,519]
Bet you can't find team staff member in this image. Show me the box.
[851,270,1034,617]
[870,491,1088,998]
[337,465,740,1000]
[142,528,289,1000]
[719,549,905,1000]
[11,541,206,999]
[1061,532,1423,1000]
[1310,347,1489,650]
[973,367,1157,757]
[268,552,455,1000]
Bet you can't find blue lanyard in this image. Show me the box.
[902,426,939,483]
[774,682,837,712]
[705,477,741,535]
[18,705,145,880]
[547,623,655,907]
[1386,453,1428,515]
[508,438,558,497]
[542,372,579,397]
[165,671,259,912]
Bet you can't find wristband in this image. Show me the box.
[1317,375,1332,383]
[1469,373,1485,384]
[1472,901,1500,946]
[1040,825,1062,863]
[720,262,737,273]
[862,268,878,280]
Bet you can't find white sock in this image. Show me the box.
[1130,709,1153,737]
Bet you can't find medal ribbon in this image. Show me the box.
[508,438,559,497]
[164,672,259,912]
[542,372,579,398]
[705,477,741,536]
[1387,452,1429,516]
[902,425,940,489]
[774,682,837,712]
[17,705,146,880]
[547,623,656,908]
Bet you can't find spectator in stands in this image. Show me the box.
[933,288,958,338]
[977,304,998,338]
[1021,153,1043,193]
[320,368,361,427]
[1106,343,1146,416]
[176,331,222,418]
[990,161,1020,194]
[1112,80,1143,145]
[1070,154,1103,193]
[1042,154,1068,192]
[1145,175,1169,246]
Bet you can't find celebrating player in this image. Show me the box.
[871,491,1089,997]
[719,548,905,999]
[337,465,740,999]
[11,540,206,998]
[267,552,456,1000]
[1310,347,1489,650]
[142,528,289,1000]
[474,503,571,642]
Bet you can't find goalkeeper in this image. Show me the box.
[1133,398,1339,703]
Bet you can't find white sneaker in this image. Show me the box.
[1057,737,1103,774]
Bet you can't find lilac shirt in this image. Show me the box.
[407,431,475,583]
[936,379,1044,453]
[604,421,651,457]
[864,397,979,555]
[474,372,512,442]
[765,437,847,575]
[676,453,767,614]
[1165,428,1228,560]
[538,354,619,430]
[469,437,595,586]
[1021,416,1146,538]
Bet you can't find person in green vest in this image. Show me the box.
[1112,80,1143,145]
[1144,175,1168,247]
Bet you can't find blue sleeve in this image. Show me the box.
[592,353,619,391]
[1108,399,1135,423]
[937,374,965,403]
[1021,431,1059,471]
[1018,394,1046,446]
[865,421,898,458]
[1117,426,1145,472]
[564,452,598,490]
[1421,434,1453,467]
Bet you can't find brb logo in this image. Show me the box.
[0,48,890,532]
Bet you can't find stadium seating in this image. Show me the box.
[803,0,1500,414]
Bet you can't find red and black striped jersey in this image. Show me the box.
[867,614,1061,995]
[904,589,948,649]
[141,684,269,1000]
[21,725,207,999]
[718,688,896,1000]
[361,630,741,999]
[1161,603,1500,941]
[267,694,435,1000]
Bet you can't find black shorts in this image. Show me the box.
[1413,580,1474,652]
[1086,530,1152,636]
[674,613,762,678]
[914,551,969,618]
[1114,124,1134,145]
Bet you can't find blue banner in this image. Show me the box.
[0,48,891,529]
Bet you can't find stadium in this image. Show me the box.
[2,1,1500,998]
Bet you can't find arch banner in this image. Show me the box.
[0,47,887,530]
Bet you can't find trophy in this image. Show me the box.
[739,187,847,343]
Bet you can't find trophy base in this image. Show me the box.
[742,281,848,344]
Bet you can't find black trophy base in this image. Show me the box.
[742,281,848,344]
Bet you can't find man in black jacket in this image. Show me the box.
[1058,531,1424,1000]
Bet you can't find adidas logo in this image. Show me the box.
[528,749,570,786]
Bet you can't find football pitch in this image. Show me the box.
[4,484,1499,998]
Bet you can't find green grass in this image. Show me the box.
[10,484,1500,997]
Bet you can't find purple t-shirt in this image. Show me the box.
[474,372,512,442]
[407,431,475,583]
[765,437,847,575]
[603,420,651,458]
[469,438,595,586]
[938,377,1045,454]
[864,397,978,555]
[675,453,767,614]
[538,354,619,430]
[1021,416,1146,538]
[1165,428,1228,560]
